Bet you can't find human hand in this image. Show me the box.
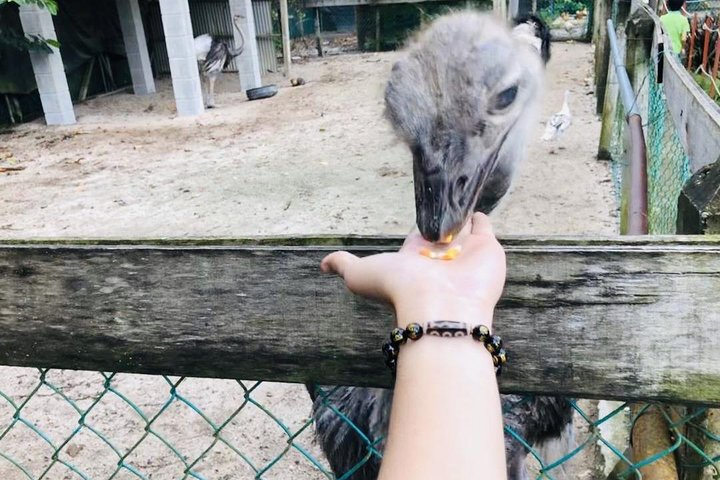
[320,213,506,326]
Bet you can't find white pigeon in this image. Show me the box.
[541,90,572,141]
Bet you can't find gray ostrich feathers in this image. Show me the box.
[310,11,572,480]
[194,16,245,108]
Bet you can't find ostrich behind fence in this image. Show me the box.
[309,11,573,480]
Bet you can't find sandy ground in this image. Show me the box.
[0,41,617,479]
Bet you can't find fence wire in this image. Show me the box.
[608,55,691,234]
[646,64,692,234]
[0,366,719,479]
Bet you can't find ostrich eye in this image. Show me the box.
[494,85,518,111]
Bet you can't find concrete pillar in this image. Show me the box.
[116,0,155,95]
[18,5,75,125]
[159,0,204,116]
[229,0,262,90]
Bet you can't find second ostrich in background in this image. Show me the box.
[309,11,573,480]
[194,15,246,108]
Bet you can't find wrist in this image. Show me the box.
[394,298,496,329]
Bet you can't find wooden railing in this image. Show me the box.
[1,236,720,406]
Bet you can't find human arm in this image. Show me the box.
[320,213,508,480]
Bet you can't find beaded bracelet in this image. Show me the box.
[382,320,507,375]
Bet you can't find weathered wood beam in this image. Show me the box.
[678,159,720,235]
[1,236,720,406]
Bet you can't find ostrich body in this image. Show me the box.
[193,15,245,108]
[310,11,573,480]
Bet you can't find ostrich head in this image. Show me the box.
[385,12,549,242]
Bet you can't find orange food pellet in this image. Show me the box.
[439,234,454,244]
[419,245,461,260]
[419,247,434,258]
[439,246,461,260]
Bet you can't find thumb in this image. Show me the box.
[470,212,493,236]
[320,251,359,278]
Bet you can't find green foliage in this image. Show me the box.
[692,72,720,105]
[0,0,58,15]
[0,0,59,53]
[0,29,56,52]
[537,0,590,23]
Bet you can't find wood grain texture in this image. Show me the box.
[1,236,720,405]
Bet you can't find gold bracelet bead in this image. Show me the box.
[471,324,490,343]
[390,327,406,346]
[404,322,424,341]
[494,348,507,366]
[485,335,503,355]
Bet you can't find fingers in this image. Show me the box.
[320,251,359,276]
[463,213,504,264]
[470,212,493,236]
[321,251,392,301]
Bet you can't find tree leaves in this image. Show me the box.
[0,0,59,52]
[0,0,58,15]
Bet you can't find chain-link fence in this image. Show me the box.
[1,368,719,479]
[607,55,691,234]
[684,0,720,13]
[645,64,692,234]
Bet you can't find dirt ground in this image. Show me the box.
[0,41,617,479]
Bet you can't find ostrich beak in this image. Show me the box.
[413,144,500,243]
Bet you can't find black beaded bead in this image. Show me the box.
[405,322,424,340]
[390,327,406,346]
[471,324,491,342]
[495,364,503,376]
[382,341,398,360]
[385,357,397,371]
[485,335,503,355]
[495,348,507,365]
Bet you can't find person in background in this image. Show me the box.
[320,213,508,480]
[661,0,690,56]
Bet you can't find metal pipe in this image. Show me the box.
[606,19,648,235]
[626,116,649,234]
[607,19,641,117]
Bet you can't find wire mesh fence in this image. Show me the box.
[684,0,720,13]
[646,64,692,234]
[1,366,719,479]
[607,54,691,234]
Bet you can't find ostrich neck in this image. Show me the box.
[229,18,246,57]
